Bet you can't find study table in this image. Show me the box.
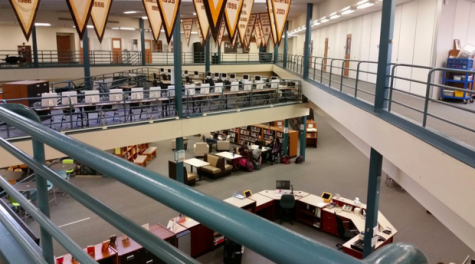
[183,158,209,181]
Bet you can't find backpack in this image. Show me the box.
[295,155,304,164]
[238,158,247,168]
[281,155,290,164]
[245,161,254,172]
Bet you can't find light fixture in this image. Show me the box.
[329,12,340,20]
[357,0,374,9]
[120,27,135,30]
[123,11,138,14]
[35,23,51,27]
[341,6,355,15]
[111,27,120,30]
[87,25,94,28]
[320,17,329,23]
[142,16,148,20]
[193,12,196,16]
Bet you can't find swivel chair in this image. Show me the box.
[335,212,359,250]
[279,194,295,225]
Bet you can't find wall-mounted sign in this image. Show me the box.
[156,0,181,43]
[192,0,210,42]
[90,0,113,43]
[203,0,227,41]
[237,0,254,44]
[182,18,194,47]
[224,0,243,42]
[8,0,41,40]
[271,0,291,45]
[244,13,256,48]
[65,0,95,40]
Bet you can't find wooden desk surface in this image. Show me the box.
[59,243,117,263]
[224,197,255,208]
[248,193,273,207]
[149,223,175,240]
[258,190,309,200]
[179,217,200,229]
[298,194,328,208]
[113,236,143,256]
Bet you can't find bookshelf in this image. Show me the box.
[306,120,318,148]
[114,143,150,162]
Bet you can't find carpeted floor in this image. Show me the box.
[24,111,475,263]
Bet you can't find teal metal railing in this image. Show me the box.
[0,103,428,264]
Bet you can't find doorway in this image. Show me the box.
[112,38,122,64]
[323,38,328,71]
[57,35,72,64]
[144,40,152,64]
[344,34,352,77]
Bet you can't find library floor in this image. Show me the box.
[26,114,474,264]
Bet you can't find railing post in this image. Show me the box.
[32,26,39,68]
[374,0,395,112]
[83,30,91,90]
[303,3,313,79]
[282,119,289,157]
[363,148,383,258]
[388,64,398,112]
[205,35,210,73]
[422,70,435,127]
[140,18,146,66]
[283,21,288,69]
[217,45,221,64]
[340,61,345,92]
[299,115,306,161]
[274,43,278,64]
[329,59,334,87]
[173,14,184,183]
[355,62,362,98]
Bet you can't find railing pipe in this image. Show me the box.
[422,69,435,127]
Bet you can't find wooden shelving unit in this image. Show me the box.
[306,120,318,148]
[296,201,321,229]
[114,143,150,162]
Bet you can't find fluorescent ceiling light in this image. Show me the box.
[35,23,50,27]
[357,0,374,9]
[142,16,148,20]
[329,12,340,19]
[193,12,196,15]
[123,11,138,14]
[320,17,329,23]
[87,25,94,28]
[120,27,135,30]
[341,9,355,15]
[111,27,119,30]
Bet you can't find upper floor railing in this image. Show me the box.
[0,103,428,264]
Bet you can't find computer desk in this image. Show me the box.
[247,193,275,221]
[258,190,310,201]
[223,196,256,213]
[60,243,118,264]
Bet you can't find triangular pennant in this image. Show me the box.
[257,16,265,47]
[224,0,244,42]
[182,18,194,47]
[231,31,239,48]
[255,23,262,48]
[192,0,210,42]
[195,19,204,45]
[202,0,227,41]
[8,0,41,41]
[266,0,278,45]
[65,0,95,40]
[142,0,163,43]
[157,0,181,44]
[237,0,254,45]
[217,20,226,48]
[271,0,291,45]
[244,13,256,48]
[90,0,113,43]
[259,13,272,47]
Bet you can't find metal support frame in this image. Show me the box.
[283,21,289,69]
[82,30,91,90]
[173,15,184,183]
[363,148,383,258]
[374,0,395,112]
[274,44,279,64]
[32,26,39,68]
[140,18,146,66]
[303,4,313,79]
[205,35,210,72]
[299,116,307,161]
[282,119,289,156]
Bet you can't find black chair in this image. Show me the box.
[279,194,295,225]
[223,238,243,264]
[335,212,359,250]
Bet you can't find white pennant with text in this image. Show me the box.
[157,0,181,43]
[65,0,95,40]
[142,0,163,43]
[193,0,210,42]
[90,0,113,43]
[182,18,194,47]
[8,0,41,40]
[271,0,291,45]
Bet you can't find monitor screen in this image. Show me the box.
[221,73,227,79]
[230,74,236,79]
[207,72,212,77]
[244,190,252,197]
[167,69,172,73]
[322,193,331,199]
[271,76,278,80]
[194,71,199,76]
[243,74,249,80]
[276,180,290,190]
[160,68,164,72]
[184,70,188,74]
[214,72,220,77]
[255,76,261,81]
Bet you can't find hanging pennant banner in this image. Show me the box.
[8,0,41,41]
[258,16,265,47]
[254,23,262,48]
[142,0,163,43]
[266,0,278,45]
[202,0,227,41]
[259,13,272,47]
[193,0,210,42]
[231,31,239,48]
[182,18,194,47]
[237,0,253,44]
[90,0,113,43]
[217,20,226,48]
[157,0,181,43]
[195,19,204,45]
[244,13,256,49]
[65,0,95,40]
[271,0,291,45]
[224,0,243,42]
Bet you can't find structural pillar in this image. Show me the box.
[374,0,395,112]
[299,116,307,161]
[205,35,210,73]
[140,18,146,66]
[303,3,313,80]
[274,44,278,64]
[173,15,184,183]
[32,26,39,68]
[282,119,289,156]
[83,30,91,90]
[363,148,383,258]
[283,21,288,69]
[217,46,221,64]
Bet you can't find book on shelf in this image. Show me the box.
[313,222,321,228]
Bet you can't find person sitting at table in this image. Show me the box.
[270,138,282,165]
[252,144,263,169]
[202,132,219,143]
[255,135,264,147]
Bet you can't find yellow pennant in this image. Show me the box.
[266,0,278,45]
[142,0,163,43]
[237,0,254,44]
[271,0,291,45]
[157,0,181,43]
[65,0,95,40]
[182,18,194,47]
[224,0,243,42]
[90,0,113,43]
[203,0,227,41]
[244,13,256,48]
[193,0,210,42]
[8,0,41,40]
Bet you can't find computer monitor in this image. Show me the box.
[207,72,212,78]
[214,72,220,78]
[271,76,278,80]
[243,74,250,80]
[160,68,165,73]
[167,69,172,73]
[255,75,262,81]
[230,73,236,80]
[184,70,189,75]
[221,73,228,79]
[276,180,291,192]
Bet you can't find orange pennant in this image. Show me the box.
[202,0,227,41]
